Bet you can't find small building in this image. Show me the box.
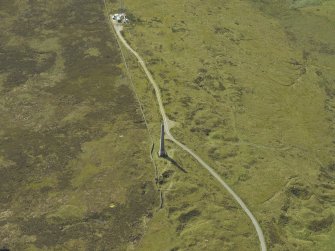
[111,13,129,24]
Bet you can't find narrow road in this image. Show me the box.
[109,15,267,251]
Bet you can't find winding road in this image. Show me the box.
[107,10,267,251]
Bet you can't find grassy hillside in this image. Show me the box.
[0,0,158,250]
[109,0,335,250]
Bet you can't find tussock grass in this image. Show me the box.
[109,0,335,250]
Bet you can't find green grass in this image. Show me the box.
[0,0,158,250]
[2,0,333,250]
[106,0,335,250]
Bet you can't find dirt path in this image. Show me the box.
[106,8,267,251]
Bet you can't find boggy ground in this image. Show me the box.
[111,0,335,250]
[0,0,158,250]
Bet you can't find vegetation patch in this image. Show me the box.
[0,0,157,249]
